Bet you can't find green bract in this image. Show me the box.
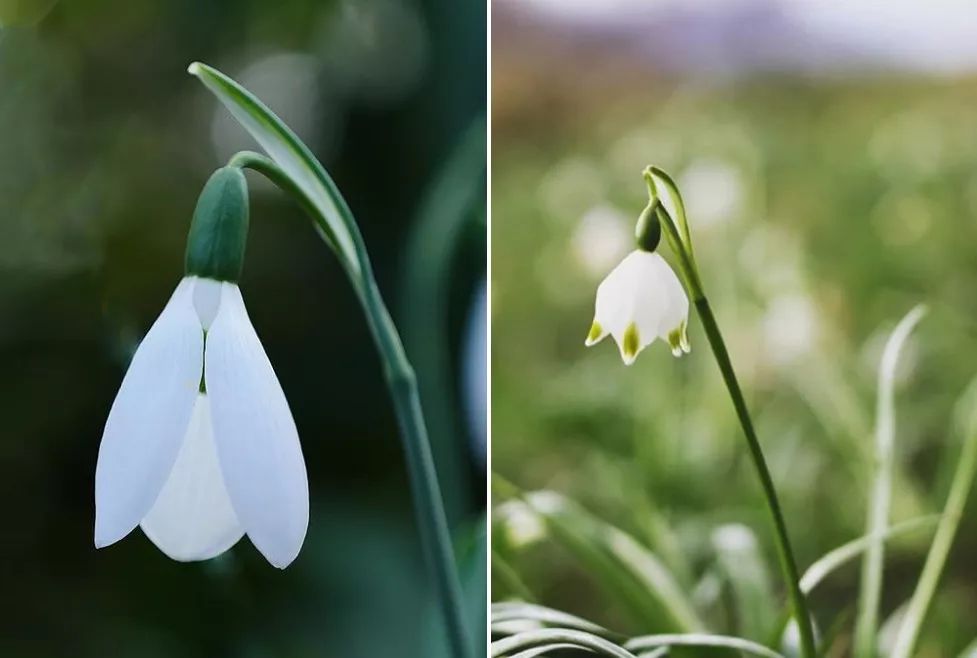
[184,166,249,282]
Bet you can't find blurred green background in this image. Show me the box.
[491,3,977,656]
[0,0,485,656]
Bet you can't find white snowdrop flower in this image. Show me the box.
[585,248,690,365]
[94,167,308,568]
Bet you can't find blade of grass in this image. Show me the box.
[492,629,639,658]
[492,551,537,603]
[767,515,937,649]
[491,603,620,639]
[509,644,596,658]
[492,475,704,632]
[634,649,669,658]
[515,489,706,633]
[854,305,927,658]
[711,524,777,642]
[889,378,977,658]
[399,117,486,524]
[625,633,787,658]
[799,515,938,593]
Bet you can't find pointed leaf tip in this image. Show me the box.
[188,61,363,281]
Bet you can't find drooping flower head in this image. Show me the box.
[585,193,691,365]
[94,167,308,568]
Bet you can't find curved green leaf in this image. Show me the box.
[800,515,938,593]
[626,633,786,658]
[854,305,926,658]
[633,649,669,658]
[712,524,777,641]
[491,602,618,638]
[400,117,486,523]
[188,61,361,281]
[492,629,638,658]
[513,490,706,633]
[509,644,596,658]
[891,377,977,658]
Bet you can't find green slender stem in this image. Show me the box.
[694,297,817,658]
[230,150,473,658]
[362,282,474,658]
[642,166,815,656]
[644,167,814,656]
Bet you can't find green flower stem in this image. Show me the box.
[229,150,473,658]
[694,297,817,658]
[642,166,815,657]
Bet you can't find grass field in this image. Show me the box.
[491,74,977,656]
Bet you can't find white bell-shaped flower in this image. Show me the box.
[585,249,690,365]
[94,276,308,568]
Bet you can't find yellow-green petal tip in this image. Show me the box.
[585,321,605,346]
[622,322,640,365]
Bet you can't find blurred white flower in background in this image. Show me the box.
[495,500,545,547]
[869,110,946,182]
[738,225,806,297]
[712,523,758,553]
[210,53,336,165]
[760,293,820,366]
[318,0,428,106]
[495,491,566,547]
[870,191,933,248]
[571,204,631,277]
[678,158,744,230]
[538,157,606,223]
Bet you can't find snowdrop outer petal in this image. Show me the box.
[628,251,675,361]
[140,394,244,561]
[589,250,656,361]
[205,283,308,569]
[589,254,635,345]
[648,254,691,354]
[95,278,203,548]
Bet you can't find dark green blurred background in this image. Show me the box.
[492,2,977,655]
[0,1,485,656]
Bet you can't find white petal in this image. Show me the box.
[140,394,243,561]
[205,283,308,568]
[592,251,641,339]
[646,254,689,338]
[192,277,223,330]
[95,278,203,548]
[629,252,673,351]
[593,251,671,364]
